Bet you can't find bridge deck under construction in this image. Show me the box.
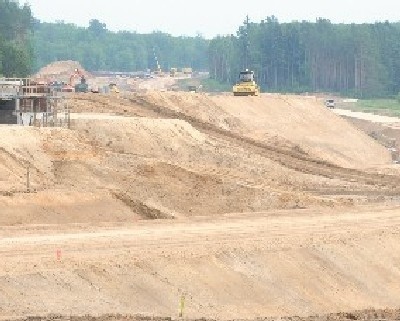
[0,78,67,126]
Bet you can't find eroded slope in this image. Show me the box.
[1,92,399,223]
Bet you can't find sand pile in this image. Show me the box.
[70,116,327,218]
[0,92,399,223]
[34,60,90,83]
[129,92,391,168]
[70,92,391,168]
[2,91,400,319]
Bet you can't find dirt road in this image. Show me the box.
[3,206,397,260]
[333,108,400,125]
[1,206,400,319]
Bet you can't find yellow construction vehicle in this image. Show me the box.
[153,63,164,76]
[152,48,164,77]
[233,69,260,96]
[109,83,120,93]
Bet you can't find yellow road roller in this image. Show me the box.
[233,69,260,96]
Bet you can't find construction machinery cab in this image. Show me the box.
[233,69,260,96]
[69,68,88,93]
[74,75,89,93]
[239,70,255,82]
[188,85,197,93]
[325,99,335,109]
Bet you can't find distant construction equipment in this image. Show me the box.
[182,67,193,76]
[152,48,164,77]
[54,68,88,93]
[170,68,178,77]
[109,83,120,93]
[233,69,260,96]
[70,68,88,93]
[233,16,260,96]
[170,67,193,78]
[188,85,197,93]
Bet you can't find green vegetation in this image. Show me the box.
[33,20,209,72]
[0,0,33,77]
[346,99,400,117]
[4,0,400,102]
[209,17,400,98]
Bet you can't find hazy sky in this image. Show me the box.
[27,0,400,39]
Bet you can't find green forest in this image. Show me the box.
[32,19,209,72]
[209,17,400,98]
[0,0,33,77]
[4,0,400,98]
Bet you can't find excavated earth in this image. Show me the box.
[1,92,400,320]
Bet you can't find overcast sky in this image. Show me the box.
[26,0,400,39]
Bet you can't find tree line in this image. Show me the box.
[209,17,400,98]
[0,0,33,77]
[4,1,400,98]
[33,19,209,72]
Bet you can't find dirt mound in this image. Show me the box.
[71,92,392,168]
[0,190,137,225]
[2,92,400,319]
[0,119,325,225]
[34,60,90,83]
[70,116,327,217]
[0,92,399,225]
[128,92,391,168]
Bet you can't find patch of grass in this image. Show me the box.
[342,99,400,117]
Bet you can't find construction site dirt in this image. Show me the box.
[1,85,400,320]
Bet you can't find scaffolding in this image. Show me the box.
[0,78,70,127]
[0,78,22,101]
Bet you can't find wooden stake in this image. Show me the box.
[26,166,30,193]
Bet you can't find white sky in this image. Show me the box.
[26,0,400,39]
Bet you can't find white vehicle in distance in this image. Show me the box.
[325,99,335,109]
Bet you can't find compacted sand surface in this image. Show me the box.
[1,91,400,319]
